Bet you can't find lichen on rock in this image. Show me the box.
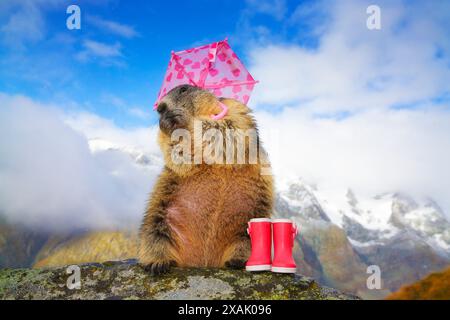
[0,260,359,300]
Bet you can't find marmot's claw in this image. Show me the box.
[142,260,176,275]
[225,259,246,270]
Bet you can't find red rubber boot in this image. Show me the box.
[245,218,272,271]
[271,219,298,273]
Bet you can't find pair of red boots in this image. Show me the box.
[245,218,298,273]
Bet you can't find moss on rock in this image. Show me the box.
[0,260,359,300]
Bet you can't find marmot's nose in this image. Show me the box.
[159,110,187,134]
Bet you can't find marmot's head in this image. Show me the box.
[157,85,210,135]
[156,84,255,134]
[156,84,264,176]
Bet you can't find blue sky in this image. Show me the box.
[2,0,448,127]
[0,0,314,127]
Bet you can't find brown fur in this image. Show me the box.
[139,85,273,274]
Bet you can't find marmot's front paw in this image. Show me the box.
[142,260,176,275]
[225,259,246,270]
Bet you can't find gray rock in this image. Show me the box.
[0,260,359,300]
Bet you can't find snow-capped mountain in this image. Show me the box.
[88,138,164,169]
[274,179,450,298]
[276,178,450,258]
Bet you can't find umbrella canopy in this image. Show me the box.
[154,38,258,111]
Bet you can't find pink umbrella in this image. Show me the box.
[154,38,258,120]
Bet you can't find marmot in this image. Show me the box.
[139,84,273,274]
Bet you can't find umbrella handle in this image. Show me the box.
[211,101,228,120]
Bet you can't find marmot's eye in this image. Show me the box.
[179,86,188,94]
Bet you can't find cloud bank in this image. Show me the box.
[0,94,159,231]
[257,107,450,214]
[86,15,139,39]
[248,0,450,112]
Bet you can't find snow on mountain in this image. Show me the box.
[389,195,450,253]
[88,138,164,170]
[277,178,450,256]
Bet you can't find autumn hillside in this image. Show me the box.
[33,231,138,268]
[387,266,450,300]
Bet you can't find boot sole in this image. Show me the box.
[245,264,271,271]
[271,266,297,273]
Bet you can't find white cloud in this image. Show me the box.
[87,15,139,38]
[98,93,152,120]
[77,39,123,61]
[127,107,151,120]
[0,93,159,231]
[248,0,450,113]
[244,0,287,21]
[0,1,45,49]
[64,111,159,154]
[256,106,450,217]
[0,0,63,50]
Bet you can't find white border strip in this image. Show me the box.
[246,264,271,271]
[271,266,297,273]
